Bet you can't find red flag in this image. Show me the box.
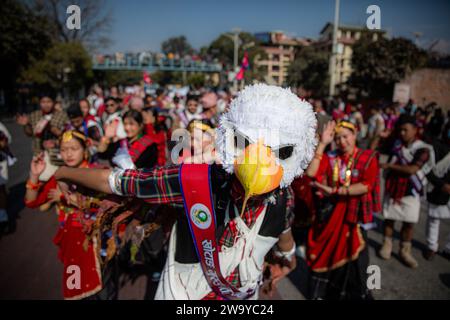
[235,67,245,80]
[143,71,152,84]
[235,52,249,80]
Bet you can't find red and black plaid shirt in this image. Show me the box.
[113,164,294,297]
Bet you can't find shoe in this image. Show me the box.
[399,241,418,268]
[423,249,436,261]
[441,250,450,261]
[379,237,393,260]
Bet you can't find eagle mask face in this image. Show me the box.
[215,84,318,193]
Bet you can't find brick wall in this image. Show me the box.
[401,68,450,110]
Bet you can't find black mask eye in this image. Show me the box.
[234,133,250,150]
[276,145,294,160]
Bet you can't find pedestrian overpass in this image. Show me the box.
[92,54,223,73]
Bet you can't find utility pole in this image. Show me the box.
[328,0,340,98]
[232,28,240,92]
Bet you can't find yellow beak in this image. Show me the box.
[233,140,283,198]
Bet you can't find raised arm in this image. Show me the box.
[55,167,112,194]
[55,165,184,205]
[306,120,335,178]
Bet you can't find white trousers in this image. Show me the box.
[426,215,450,252]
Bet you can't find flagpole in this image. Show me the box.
[328,0,340,98]
[233,28,240,92]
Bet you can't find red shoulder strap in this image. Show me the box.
[179,164,256,300]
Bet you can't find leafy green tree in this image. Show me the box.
[21,42,93,97]
[287,46,329,96]
[161,36,194,57]
[94,70,143,87]
[207,32,267,82]
[348,34,428,99]
[0,0,52,110]
[151,71,183,86]
[187,73,206,89]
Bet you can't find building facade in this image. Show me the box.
[315,23,386,94]
[254,31,313,86]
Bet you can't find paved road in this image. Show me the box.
[0,118,449,300]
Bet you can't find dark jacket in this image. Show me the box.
[427,169,450,205]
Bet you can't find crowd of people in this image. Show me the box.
[0,82,449,300]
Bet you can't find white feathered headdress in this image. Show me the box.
[215,84,317,188]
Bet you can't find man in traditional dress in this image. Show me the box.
[380,115,435,268]
[55,84,318,300]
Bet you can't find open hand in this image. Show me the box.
[320,120,336,145]
[47,187,62,203]
[104,120,118,139]
[30,152,46,178]
[310,181,334,196]
[16,114,29,126]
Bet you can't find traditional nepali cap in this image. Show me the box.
[335,120,356,133]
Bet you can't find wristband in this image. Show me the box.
[26,179,42,191]
[273,242,296,263]
[314,153,323,161]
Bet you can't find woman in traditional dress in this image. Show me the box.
[98,110,158,169]
[305,120,381,300]
[25,131,108,299]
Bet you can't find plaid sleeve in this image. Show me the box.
[283,186,295,232]
[29,110,40,130]
[50,111,69,130]
[109,165,183,204]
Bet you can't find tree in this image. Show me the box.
[207,32,267,82]
[348,34,428,99]
[94,70,142,88]
[161,36,194,57]
[287,46,329,96]
[151,71,183,86]
[0,0,52,111]
[187,73,206,89]
[30,0,113,50]
[20,41,93,97]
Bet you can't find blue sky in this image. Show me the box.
[105,0,450,53]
